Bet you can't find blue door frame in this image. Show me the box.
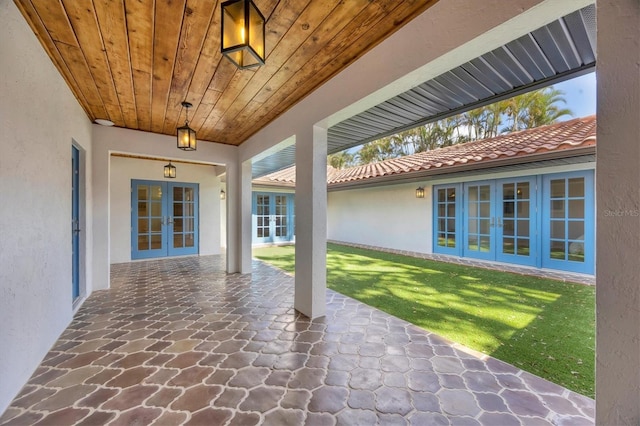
[71,146,80,300]
[541,171,594,274]
[434,171,594,274]
[252,192,294,244]
[495,177,537,267]
[433,184,462,256]
[131,180,199,260]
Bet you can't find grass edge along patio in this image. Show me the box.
[254,243,595,398]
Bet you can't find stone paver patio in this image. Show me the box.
[0,256,594,425]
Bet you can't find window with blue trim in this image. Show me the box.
[432,170,594,275]
[253,192,295,244]
[542,171,594,274]
[433,184,460,255]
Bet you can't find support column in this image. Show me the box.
[596,1,640,424]
[226,160,253,274]
[239,160,253,273]
[294,124,327,319]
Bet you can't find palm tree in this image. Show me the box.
[328,151,355,169]
[341,85,573,165]
[502,87,572,132]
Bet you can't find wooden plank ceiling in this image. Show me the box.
[15,0,437,146]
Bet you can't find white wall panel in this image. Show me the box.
[328,183,432,254]
[0,2,93,413]
[110,157,222,263]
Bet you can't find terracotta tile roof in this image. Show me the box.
[252,115,596,187]
[252,165,340,187]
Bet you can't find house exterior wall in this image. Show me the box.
[92,126,237,289]
[328,182,433,254]
[110,157,222,263]
[0,1,93,413]
[328,162,595,274]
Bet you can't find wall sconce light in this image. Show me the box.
[416,187,425,198]
[220,190,226,200]
[177,101,196,151]
[221,0,266,69]
[164,161,176,179]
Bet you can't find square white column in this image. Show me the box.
[596,0,640,423]
[294,125,328,319]
[226,160,253,274]
[240,160,253,274]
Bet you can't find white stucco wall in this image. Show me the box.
[328,182,433,254]
[92,126,237,289]
[110,157,222,263]
[596,1,640,423]
[328,162,596,255]
[0,1,93,414]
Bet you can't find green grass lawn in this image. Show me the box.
[253,243,595,397]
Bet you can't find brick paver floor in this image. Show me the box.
[0,256,594,425]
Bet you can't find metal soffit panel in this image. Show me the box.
[253,4,596,178]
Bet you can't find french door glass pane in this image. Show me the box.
[436,187,456,248]
[501,181,530,258]
[275,195,288,237]
[138,201,148,216]
[548,177,585,263]
[150,234,162,249]
[137,184,163,252]
[138,235,149,250]
[151,203,162,216]
[173,187,183,201]
[256,195,270,238]
[569,178,585,197]
[151,186,162,200]
[138,186,148,200]
[151,218,162,232]
[467,185,491,253]
[171,184,196,252]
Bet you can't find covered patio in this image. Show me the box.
[1,256,593,425]
[1,0,639,424]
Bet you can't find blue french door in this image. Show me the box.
[463,181,495,261]
[461,177,536,266]
[542,171,594,274]
[71,146,80,300]
[131,180,199,259]
[433,185,462,256]
[253,193,294,244]
[496,178,536,266]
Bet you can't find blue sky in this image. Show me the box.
[553,71,596,119]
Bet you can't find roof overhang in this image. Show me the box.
[327,146,596,191]
[252,4,596,178]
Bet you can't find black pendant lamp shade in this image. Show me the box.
[177,101,196,151]
[221,0,265,69]
[164,161,176,178]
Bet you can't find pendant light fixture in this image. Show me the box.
[164,161,176,178]
[177,101,196,151]
[221,0,266,69]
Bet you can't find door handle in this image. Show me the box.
[498,217,503,228]
[490,217,495,228]
[72,220,81,234]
